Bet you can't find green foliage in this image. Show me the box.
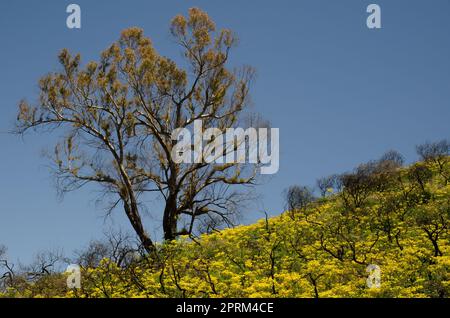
[2,158,450,298]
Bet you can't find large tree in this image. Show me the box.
[16,8,258,254]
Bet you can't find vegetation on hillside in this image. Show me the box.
[2,144,449,298]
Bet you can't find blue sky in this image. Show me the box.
[1,0,450,263]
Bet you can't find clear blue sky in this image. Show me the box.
[1,0,450,263]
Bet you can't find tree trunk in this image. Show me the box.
[123,201,156,255]
[163,193,178,241]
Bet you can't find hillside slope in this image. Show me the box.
[3,158,450,298]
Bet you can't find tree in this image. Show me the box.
[16,8,257,253]
[316,174,340,197]
[379,150,404,168]
[416,140,450,183]
[21,249,66,280]
[74,230,138,268]
[416,140,450,162]
[0,245,5,260]
[284,185,315,211]
[340,151,405,208]
[407,163,433,194]
[0,245,13,291]
[340,163,376,208]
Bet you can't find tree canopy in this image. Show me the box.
[16,8,257,253]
